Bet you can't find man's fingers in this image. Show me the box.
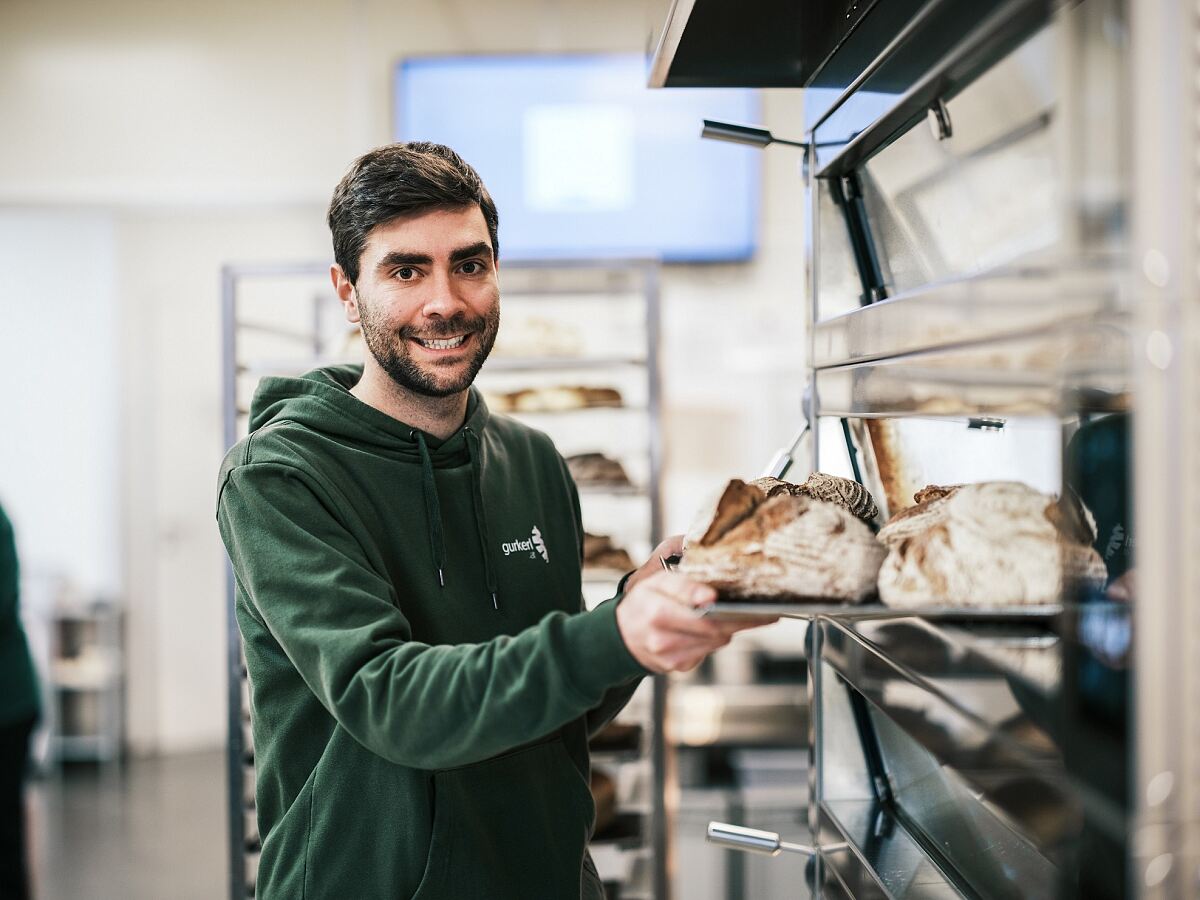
[653,534,685,562]
[642,570,716,607]
[641,592,734,641]
[616,567,766,674]
[723,615,781,631]
[649,611,729,641]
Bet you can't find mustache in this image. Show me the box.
[400,314,485,340]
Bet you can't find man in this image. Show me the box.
[0,500,39,900]
[217,142,771,899]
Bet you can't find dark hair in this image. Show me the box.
[327,141,500,284]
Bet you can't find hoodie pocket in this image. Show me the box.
[410,736,594,900]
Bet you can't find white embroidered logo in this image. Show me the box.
[531,525,549,563]
[501,525,550,563]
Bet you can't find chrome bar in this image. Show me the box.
[705,822,815,857]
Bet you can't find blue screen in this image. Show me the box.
[395,55,761,263]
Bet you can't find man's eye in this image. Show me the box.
[460,261,482,275]
[395,267,416,280]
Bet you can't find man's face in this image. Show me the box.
[336,205,500,398]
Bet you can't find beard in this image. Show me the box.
[357,297,500,399]
[359,299,501,399]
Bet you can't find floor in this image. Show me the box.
[28,750,227,900]
[22,749,808,900]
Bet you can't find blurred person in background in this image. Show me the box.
[217,142,774,900]
[0,500,39,900]
[1066,411,1134,600]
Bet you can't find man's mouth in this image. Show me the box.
[411,334,468,351]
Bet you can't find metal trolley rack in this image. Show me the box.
[220,259,669,899]
[652,0,1199,896]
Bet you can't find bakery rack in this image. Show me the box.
[220,258,668,900]
[650,0,1198,897]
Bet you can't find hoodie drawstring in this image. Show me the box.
[464,427,500,610]
[411,431,446,588]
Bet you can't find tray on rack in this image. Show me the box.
[701,600,1064,622]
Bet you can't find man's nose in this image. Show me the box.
[420,269,467,318]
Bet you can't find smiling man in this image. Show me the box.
[217,142,771,900]
[336,203,501,434]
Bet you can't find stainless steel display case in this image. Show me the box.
[798,0,1194,896]
[666,0,1199,896]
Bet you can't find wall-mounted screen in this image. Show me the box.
[395,54,761,263]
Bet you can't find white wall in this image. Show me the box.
[1,0,805,754]
[0,211,121,595]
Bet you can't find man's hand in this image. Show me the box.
[615,569,777,674]
[621,535,685,595]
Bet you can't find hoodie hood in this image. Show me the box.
[248,363,491,466]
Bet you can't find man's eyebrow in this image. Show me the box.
[376,251,433,271]
[449,241,493,264]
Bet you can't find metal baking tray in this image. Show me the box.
[701,601,1064,622]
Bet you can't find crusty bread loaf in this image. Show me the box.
[566,453,632,486]
[878,481,1107,608]
[679,492,885,603]
[486,385,623,413]
[582,532,635,572]
[686,473,880,551]
[877,484,963,547]
[513,385,622,412]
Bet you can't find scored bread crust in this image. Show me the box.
[685,473,881,551]
[914,484,960,505]
[798,472,880,523]
[679,493,885,603]
[749,476,809,499]
[697,479,766,546]
[878,484,962,547]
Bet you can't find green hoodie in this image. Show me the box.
[216,365,647,900]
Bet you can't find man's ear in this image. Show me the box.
[330,264,360,324]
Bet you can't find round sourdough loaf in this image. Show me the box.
[877,481,1107,608]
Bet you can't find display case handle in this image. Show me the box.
[705,821,817,857]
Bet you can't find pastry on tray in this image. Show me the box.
[877,481,1107,608]
[486,385,623,414]
[491,315,583,358]
[566,452,633,487]
[678,474,885,604]
[582,532,635,572]
[589,768,618,836]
